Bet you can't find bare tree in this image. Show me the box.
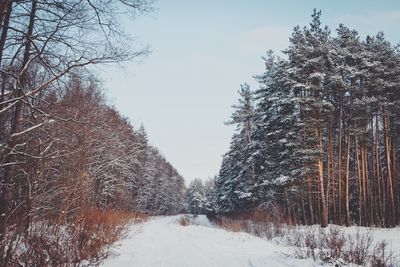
[0,1,153,265]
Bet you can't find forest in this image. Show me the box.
[187,10,400,228]
[0,0,184,265]
[1,1,400,265]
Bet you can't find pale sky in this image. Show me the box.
[100,0,400,184]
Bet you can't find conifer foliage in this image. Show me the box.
[214,10,400,227]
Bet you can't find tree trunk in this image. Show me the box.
[344,87,353,226]
[307,174,314,225]
[337,91,343,225]
[317,127,328,228]
[355,137,362,225]
[392,139,398,225]
[383,109,395,227]
[0,0,12,104]
[0,0,37,237]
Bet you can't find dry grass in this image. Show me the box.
[6,208,147,267]
[179,216,190,226]
[66,208,145,264]
[209,210,399,267]
[286,228,398,267]
[213,217,248,233]
[209,209,288,239]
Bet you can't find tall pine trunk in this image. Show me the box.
[344,86,353,226]
[317,127,328,228]
[383,109,395,227]
[337,91,344,225]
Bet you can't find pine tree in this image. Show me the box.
[216,84,255,213]
[215,9,400,228]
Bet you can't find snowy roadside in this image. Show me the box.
[292,224,400,253]
[101,215,324,267]
[209,216,400,267]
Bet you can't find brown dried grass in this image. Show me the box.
[6,208,148,267]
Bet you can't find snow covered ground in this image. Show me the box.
[102,215,400,267]
[308,224,400,253]
[102,215,322,267]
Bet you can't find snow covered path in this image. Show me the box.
[102,215,319,267]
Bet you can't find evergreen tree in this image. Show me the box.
[215,10,400,227]
[216,84,255,213]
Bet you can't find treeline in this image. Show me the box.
[0,0,184,265]
[38,78,185,215]
[194,10,400,228]
[185,178,216,215]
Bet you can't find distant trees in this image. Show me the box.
[186,178,208,215]
[186,178,215,215]
[212,10,400,228]
[136,146,185,214]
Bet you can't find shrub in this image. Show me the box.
[288,228,398,267]
[179,216,190,226]
[5,208,146,266]
[214,217,246,232]
[343,230,373,265]
[209,213,399,267]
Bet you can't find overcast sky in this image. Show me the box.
[100,0,400,184]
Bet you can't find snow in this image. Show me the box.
[328,225,400,253]
[102,215,321,267]
[286,224,400,254]
[102,215,400,267]
[188,215,214,228]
